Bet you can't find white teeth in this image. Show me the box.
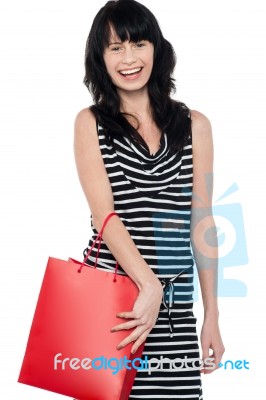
[120,67,142,75]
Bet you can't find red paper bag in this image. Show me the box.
[18,212,145,399]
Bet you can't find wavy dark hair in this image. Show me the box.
[83,0,191,155]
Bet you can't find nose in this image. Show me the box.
[122,45,137,64]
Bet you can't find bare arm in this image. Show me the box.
[190,110,225,373]
[74,108,163,353]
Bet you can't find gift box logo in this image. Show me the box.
[190,180,248,298]
[152,178,248,299]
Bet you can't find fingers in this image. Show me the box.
[201,345,225,374]
[200,343,211,374]
[130,329,149,354]
[116,325,146,351]
[116,311,137,319]
[111,318,142,332]
[111,288,161,354]
[212,345,225,372]
[110,309,143,332]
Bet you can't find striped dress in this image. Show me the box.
[83,120,203,399]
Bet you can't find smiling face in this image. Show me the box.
[103,26,154,95]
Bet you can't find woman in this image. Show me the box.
[74,0,225,398]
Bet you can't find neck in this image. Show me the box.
[117,86,152,121]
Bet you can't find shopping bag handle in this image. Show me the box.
[78,212,119,282]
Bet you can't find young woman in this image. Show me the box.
[74,0,225,398]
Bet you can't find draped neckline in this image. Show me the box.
[123,132,168,165]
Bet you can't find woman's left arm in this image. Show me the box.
[190,110,225,374]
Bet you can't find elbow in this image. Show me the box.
[190,217,218,255]
[191,213,217,241]
[91,210,117,232]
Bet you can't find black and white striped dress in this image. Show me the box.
[83,120,203,399]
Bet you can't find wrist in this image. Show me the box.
[139,277,163,295]
[203,308,219,321]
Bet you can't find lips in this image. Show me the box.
[119,67,143,76]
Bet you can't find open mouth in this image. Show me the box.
[119,67,143,77]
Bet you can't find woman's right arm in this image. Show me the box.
[74,108,163,353]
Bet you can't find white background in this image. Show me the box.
[0,0,265,398]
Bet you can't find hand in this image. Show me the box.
[110,281,163,354]
[200,316,225,374]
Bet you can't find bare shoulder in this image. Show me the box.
[73,106,103,169]
[191,110,212,136]
[190,110,213,150]
[74,107,97,136]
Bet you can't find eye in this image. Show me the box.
[135,42,145,48]
[111,46,121,52]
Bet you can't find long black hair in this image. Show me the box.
[83,0,191,155]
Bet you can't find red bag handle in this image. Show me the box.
[78,212,119,282]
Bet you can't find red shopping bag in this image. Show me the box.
[18,212,145,400]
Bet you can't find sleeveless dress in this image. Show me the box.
[83,119,203,399]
